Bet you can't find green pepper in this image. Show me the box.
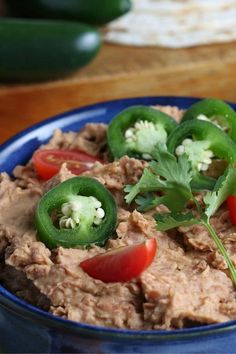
[6,0,132,25]
[107,106,177,160]
[35,177,117,249]
[182,98,236,142]
[167,120,236,190]
[0,19,101,82]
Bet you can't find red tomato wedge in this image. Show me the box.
[32,149,102,180]
[227,195,236,225]
[80,238,157,283]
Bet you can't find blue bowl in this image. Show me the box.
[1,96,236,353]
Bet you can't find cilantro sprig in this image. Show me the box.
[125,145,236,286]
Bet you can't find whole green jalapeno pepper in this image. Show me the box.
[7,0,132,25]
[35,177,117,249]
[182,98,236,142]
[167,120,236,190]
[0,19,101,82]
[107,106,177,160]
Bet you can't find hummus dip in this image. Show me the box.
[1,105,236,330]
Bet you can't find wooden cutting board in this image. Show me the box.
[1,41,236,144]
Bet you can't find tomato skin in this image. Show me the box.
[80,238,157,283]
[32,149,102,180]
[227,195,236,225]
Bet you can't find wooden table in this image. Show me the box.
[1,41,236,144]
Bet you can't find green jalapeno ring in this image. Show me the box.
[107,106,177,160]
[35,176,117,249]
[167,120,236,190]
[182,98,236,142]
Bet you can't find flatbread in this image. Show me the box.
[104,0,236,48]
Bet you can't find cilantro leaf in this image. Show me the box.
[204,164,236,219]
[136,193,162,212]
[124,145,194,211]
[151,145,193,190]
[136,188,191,213]
[154,212,198,231]
[124,168,165,204]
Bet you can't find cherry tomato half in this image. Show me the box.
[227,195,236,225]
[32,149,102,180]
[80,238,157,283]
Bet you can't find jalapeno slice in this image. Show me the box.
[35,177,117,249]
[182,98,236,142]
[167,120,236,190]
[107,106,177,160]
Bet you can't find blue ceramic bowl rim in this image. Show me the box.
[1,95,236,342]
